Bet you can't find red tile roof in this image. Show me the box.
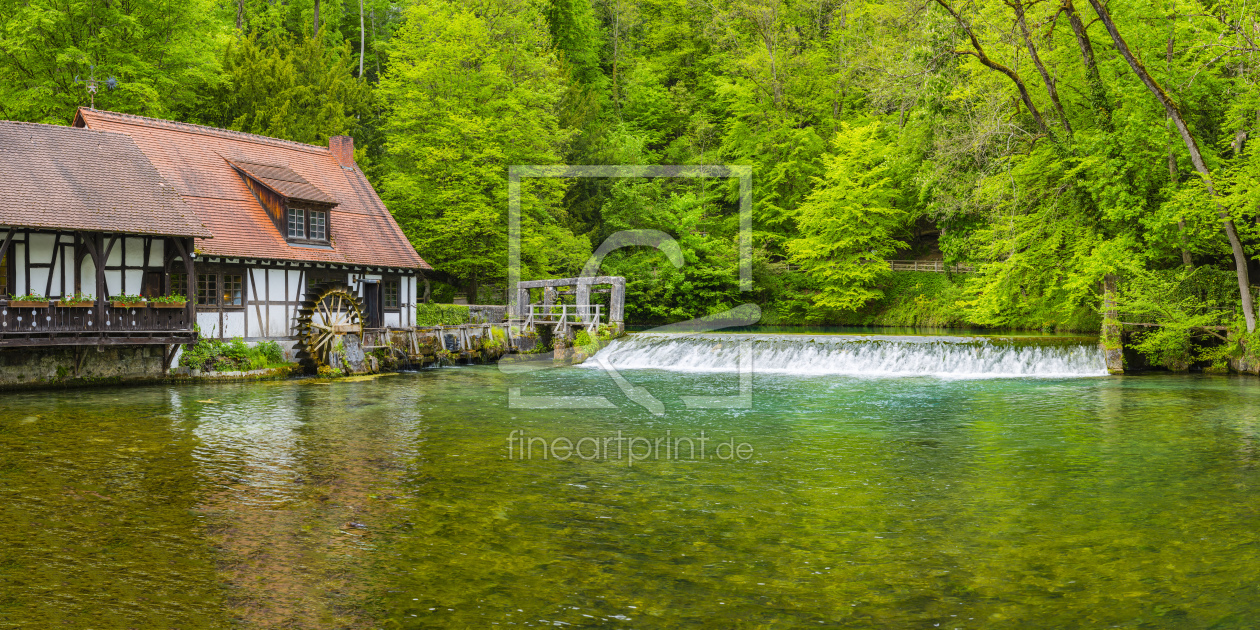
[0,120,212,238]
[75,108,430,270]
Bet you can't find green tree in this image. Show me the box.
[378,0,590,297]
[0,0,228,123]
[208,34,369,145]
[787,122,911,313]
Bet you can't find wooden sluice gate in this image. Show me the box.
[360,323,524,367]
[354,276,628,369]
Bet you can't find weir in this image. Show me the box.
[587,333,1109,378]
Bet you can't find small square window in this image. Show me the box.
[384,280,399,308]
[288,208,305,239]
[197,274,218,305]
[309,210,327,241]
[223,275,243,306]
[171,273,188,298]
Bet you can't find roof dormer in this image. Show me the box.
[229,159,337,246]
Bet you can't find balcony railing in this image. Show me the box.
[0,302,196,347]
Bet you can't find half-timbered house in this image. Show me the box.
[73,108,430,358]
[0,120,210,384]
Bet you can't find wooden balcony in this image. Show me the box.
[0,302,196,347]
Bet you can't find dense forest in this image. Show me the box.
[3,0,1260,365]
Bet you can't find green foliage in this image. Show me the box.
[379,0,590,289]
[109,295,145,303]
[8,294,46,302]
[1118,267,1245,370]
[60,293,94,304]
[207,34,369,144]
[9,0,1260,334]
[180,337,289,372]
[0,0,227,124]
[787,122,911,314]
[148,294,187,304]
[415,303,471,326]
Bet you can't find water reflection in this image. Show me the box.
[2,370,1260,628]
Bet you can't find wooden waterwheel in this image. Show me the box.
[294,283,364,370]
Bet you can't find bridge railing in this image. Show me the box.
[523,304,603,333]
[887,260,974,273]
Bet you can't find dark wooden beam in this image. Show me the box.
[0,227,15,296]
[171,237,196,329]
[44,231,60,299]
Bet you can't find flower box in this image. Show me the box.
[54,300,95,308]
[111,301,148,309]
[9,300,49,308]
[151,301,188,309]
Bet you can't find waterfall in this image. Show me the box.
[587,333,1108,378]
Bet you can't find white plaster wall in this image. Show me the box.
[105,241,122,267]
[12,244,24,295]
[27,233,55,267]
[222,311,246,339]
[124,237,145,267]
[267,269,287,301]
[384,312,401,327]
[103,270,123,298]
[196,312,221,338]
[123,269,144,295]
[80,257,96,297]
[26,235,57,296]
[29,268,49,297]
[270,307,293,338]
[147,240,164,267]
[288,270,304,300]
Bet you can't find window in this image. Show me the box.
[197,274,218,305]
[223,275,243,306]
[287,207,330,243]
[309,210,327,240]
[171,273,188,298]
[288,208,305,239]
[384,280,399,308]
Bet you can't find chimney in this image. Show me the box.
[329,135,355,169]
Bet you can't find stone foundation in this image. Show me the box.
[0,345,170,390]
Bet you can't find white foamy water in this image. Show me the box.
[587,333,1108,379]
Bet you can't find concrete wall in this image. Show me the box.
[0,345,169,389]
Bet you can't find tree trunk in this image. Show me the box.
[1087,0,1256,332]
[1012,0,1072,138]
[313,0,321,38]
[1062,0,1111,129]
[935,0,1054,141]
[236,0,244,30]
[359,0,365,78]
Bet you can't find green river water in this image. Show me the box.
[2,337,1259,629]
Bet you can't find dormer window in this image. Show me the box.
[309,210,326,240]
[288,208,305,239]
[286,208,328,242]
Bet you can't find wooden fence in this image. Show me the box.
[887,260,974,273]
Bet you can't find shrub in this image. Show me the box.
[415,303,471,326]
[180,337,290,372]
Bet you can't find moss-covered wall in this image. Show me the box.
[0,346,168,390]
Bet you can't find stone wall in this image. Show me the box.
[0,345,170,389]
